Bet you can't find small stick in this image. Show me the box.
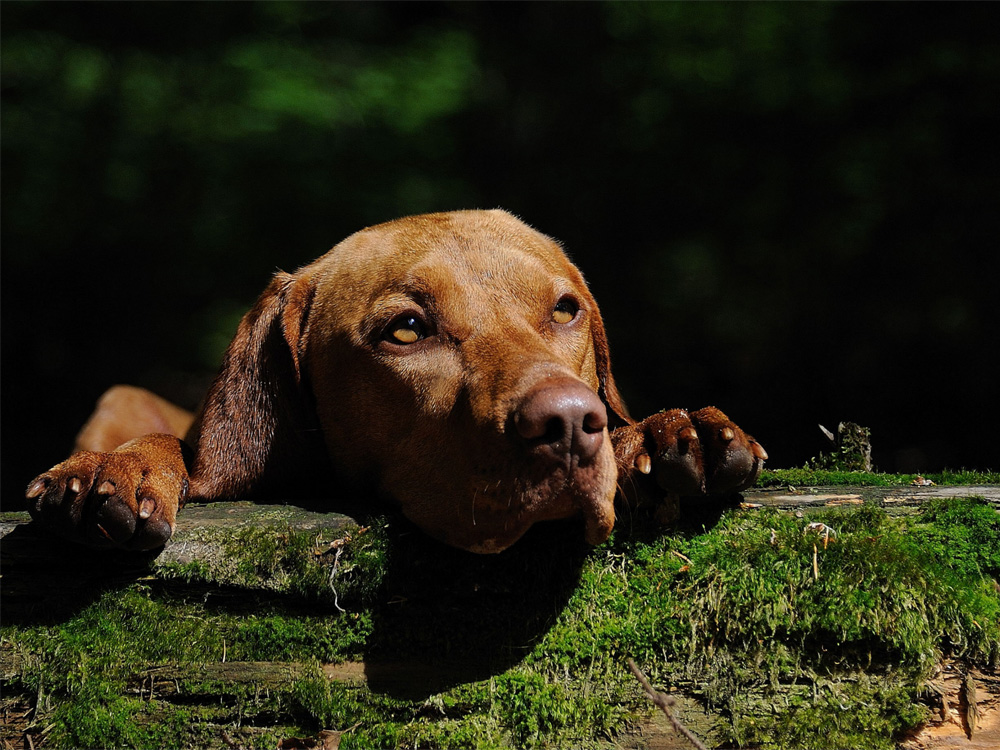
[628,659,708,750]
[671,550,693,566]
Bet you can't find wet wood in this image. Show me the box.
[741,484,1000,511]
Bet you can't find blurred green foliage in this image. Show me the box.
[3,1,998,499]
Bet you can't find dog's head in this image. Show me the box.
[193,210,629,553]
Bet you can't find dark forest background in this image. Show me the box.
[3,2,998,506]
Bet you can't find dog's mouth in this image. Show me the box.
[520,459,616,545]
[400,475,616,555]
[449,453,616,553]
[385,397,618,554]
[572,478,617,546]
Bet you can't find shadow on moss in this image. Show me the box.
[361,516,592,698]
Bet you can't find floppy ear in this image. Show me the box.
[588,303,633,428]
[188,271,323,499]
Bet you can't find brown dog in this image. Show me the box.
[26,210,766,553]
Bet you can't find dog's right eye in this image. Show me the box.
[384,316,427,345]
[551,296,580,325]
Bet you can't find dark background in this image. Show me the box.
[3,2,998,505]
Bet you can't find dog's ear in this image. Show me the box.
[588,303,632,427]
[188,271,323,499]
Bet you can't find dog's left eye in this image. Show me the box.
[385,316,427,345]
[551,297,579,325]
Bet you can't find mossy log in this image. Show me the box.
[2,486,998,750]
[3,485,998,618]
[0,502,360,620]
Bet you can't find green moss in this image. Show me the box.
[153,519,391,606]
[395,715,507,750]
[48,686,166,749]
[503,670,623,748]
[730,677,926,750]
[230,611,373,662]
[156,558,212,582]
[914,496,1000,577]
[759,466,1000,487]
[4,496,998,749]
[518,500,999,748]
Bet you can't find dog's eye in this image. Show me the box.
[385,316,427,345]
[551,297,579,325]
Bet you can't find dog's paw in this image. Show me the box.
[25,434,188,551]
[686,407,767,494]
[618,407,767,499]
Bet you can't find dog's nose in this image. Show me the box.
[514,379,607,465]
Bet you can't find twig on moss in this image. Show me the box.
[628,659,708,750]
[671,550,693,566]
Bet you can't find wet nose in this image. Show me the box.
[514,379,607,465]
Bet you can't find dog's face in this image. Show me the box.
[299,210,625,552]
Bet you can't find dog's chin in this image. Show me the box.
[398,463,617,554]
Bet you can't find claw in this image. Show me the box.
[26,477,48,500]
[720,427,735,442]
[67,477,83,495]
[96,480,117,496]
[138,496,156,520]
[635,454,652,475]
[751,441,768,461]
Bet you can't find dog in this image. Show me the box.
[26,210,766,553]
